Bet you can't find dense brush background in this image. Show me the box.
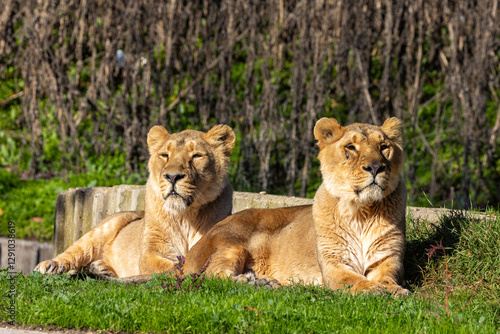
[1,0,500,208]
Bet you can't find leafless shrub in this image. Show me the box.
[0,0,499,207]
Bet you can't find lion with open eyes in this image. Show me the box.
[35,124,235,278]
[183,117,409,295]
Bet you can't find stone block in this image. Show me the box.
[0,238,52,274]
[50,185,489,258]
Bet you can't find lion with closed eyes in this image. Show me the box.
[35,124,235,278]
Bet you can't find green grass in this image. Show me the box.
[1,212,499,333]
[0,168,145,241]
[1,271,497,333]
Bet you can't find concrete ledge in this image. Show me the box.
[53,185,146,256]
[51,184,473,258]
[0,238,52,274]
[232,191,313,212]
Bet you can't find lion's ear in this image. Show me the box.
[381,117,402,146]
[147,125,170,154]
[204,124,236,156]
[314,118,344,149]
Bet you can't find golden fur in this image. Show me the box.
[183,117,408,295]
[35,124,235,277]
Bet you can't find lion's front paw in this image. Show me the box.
[234,272,257,284]
[88,260,117,277]
[139,255,174,275]
[256,277,282,289]
[34,259,70,275]
[234,272,281,289]
[392,286,411,297]
[350,280,387,295]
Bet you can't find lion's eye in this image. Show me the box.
[160,153,169,160]
[380,144,391,158]
[192,153,202,160]
[345,144,355,159]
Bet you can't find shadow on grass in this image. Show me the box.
[404,210,469,289]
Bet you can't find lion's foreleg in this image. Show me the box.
[365,256,409,296]
[138,226,178,275]
[200,245,249,278]
[139,251,176,275]
[320,264,385,294]
[322,260,408,295]
[35,211,143,275]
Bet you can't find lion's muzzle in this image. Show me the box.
[164,173,186,185]
[362,161,385,177]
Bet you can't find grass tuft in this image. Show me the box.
[160,256,209,294]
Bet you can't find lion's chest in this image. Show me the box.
[165,219,204,261]
[343,217,387,276]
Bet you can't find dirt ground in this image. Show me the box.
[0,323,129,334]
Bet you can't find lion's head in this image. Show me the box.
[146,124,235,214]
[314,117,403,205]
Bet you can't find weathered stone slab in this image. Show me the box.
[232,191,313,212]
[49,185,493,258]
[38,242,53,264]
[15,240,39,273]
[0,238,52,274]
[52,185,147,256]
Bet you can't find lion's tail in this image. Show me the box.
[35,211,144,274]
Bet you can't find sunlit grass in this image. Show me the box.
[1,212,499,333]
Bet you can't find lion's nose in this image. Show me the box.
[362,161,385,177]
[164,173,186,185]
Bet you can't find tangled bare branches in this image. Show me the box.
[1,0,499,207]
